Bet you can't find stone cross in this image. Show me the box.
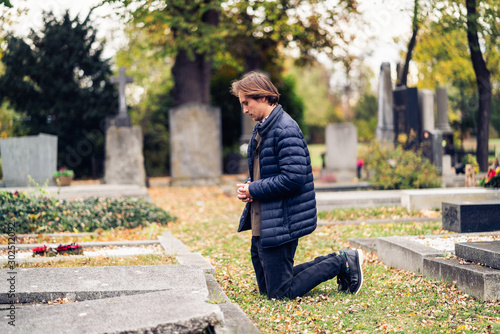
[111,67,134,115]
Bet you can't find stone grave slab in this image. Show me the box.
[6,290,222,334]
[442,201,500,233]
[423,256,500,302]
[455,241,500,270]
[376,236,444,274]
[0,265,208,304]
[0,265,224,333]
[401,188,500,211]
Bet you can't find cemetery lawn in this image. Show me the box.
[149,181,500,334]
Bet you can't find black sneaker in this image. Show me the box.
[340,249,364,294]
[337,249,350,293]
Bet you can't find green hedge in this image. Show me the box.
[0,191,176,234]
[363,141,441,190]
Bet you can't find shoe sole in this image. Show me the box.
[352,249,364,295]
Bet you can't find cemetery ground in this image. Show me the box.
[2,177,500,333]
[150,180,499,333]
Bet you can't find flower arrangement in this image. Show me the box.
[478,166,500,188]
[53,167,74,178]
[53,167,74,186]
[32,243,83,257]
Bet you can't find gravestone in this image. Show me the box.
[0,133,57,187]
[110,67,133,127]
[239,114,257,174]
[169,103,222,186]
[455,241,500,270]
[442,201,500,233]
[376,62,394,144]
[325,123,357,181]
[435,87,455,164]
[435,87,452,133]
[419,89,434,133]
[105,67,146,186]
[105,126,146,186]
[393,86,421,148]
[422,129,443,173]
[442,154,453,176]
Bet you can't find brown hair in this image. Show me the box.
[230,71,280,105]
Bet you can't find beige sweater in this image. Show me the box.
[250,133,262,236]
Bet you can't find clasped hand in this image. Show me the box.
[236,181,253,202]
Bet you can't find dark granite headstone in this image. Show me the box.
[422,129,443,173]
[455,241,500,270]
[393,86,421,148]
[442,201,500,233]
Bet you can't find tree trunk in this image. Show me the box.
[397,27,418,87]
[171,50,213,107]
[397,0,419,87]
[171,7,219,107]
[466,0,491,172]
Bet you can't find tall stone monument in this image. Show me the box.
[0,133,58,187]
[169,103,222,186]
[376,62,394,145]
[105,67,146,186]
[325,123,357,181]
[435,87,455,164]
[435,87,453,133]
[419,89,435,133]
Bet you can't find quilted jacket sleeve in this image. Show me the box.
[248,126,307,201]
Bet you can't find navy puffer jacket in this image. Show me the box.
[238,105,317,248]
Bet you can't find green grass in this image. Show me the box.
[317,206,437,221]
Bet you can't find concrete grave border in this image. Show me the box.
[351,233,500,302]
[1,231,260,333]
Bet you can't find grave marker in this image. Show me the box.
[169,103,222,186]
[325,123,357,181]
[110,66,134,127]
[105,67,146,186]
[442,201,500,233]
[0,133,57,187]
[376,62,394,144]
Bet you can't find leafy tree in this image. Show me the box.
[353,92,378,142]
[413,0,500,170]
[0,11,117,178]
[104,0,223,107]
[465,0,493,171]
[0,0,11,8]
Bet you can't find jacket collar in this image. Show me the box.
[254,104,283,137]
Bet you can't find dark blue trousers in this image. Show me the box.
[251,236,345,299]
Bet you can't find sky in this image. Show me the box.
[6,0,416,88]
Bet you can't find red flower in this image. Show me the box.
[487,169,496,181]
[32,246,47,253]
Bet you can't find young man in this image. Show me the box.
[231,71,364,300]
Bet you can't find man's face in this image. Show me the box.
[239,92,269,122]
